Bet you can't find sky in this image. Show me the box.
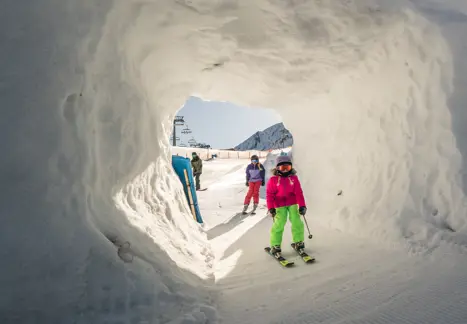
[173,96,282,149]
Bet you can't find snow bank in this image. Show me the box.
[2,0,467,322]
[289,2,467,249]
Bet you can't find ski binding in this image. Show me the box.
[265,247,294,267]
[291,243,315,263]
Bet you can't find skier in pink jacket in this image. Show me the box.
[266,155,307,254]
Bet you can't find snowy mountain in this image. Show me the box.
[235,122,293,151]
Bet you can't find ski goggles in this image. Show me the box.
[277,164,292,172]
[251,159,258,163]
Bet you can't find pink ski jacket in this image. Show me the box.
[266,173,306,209]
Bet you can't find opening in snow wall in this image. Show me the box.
[171,155,203,224]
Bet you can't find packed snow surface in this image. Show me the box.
[201,155,467,324]
[2,0,467,323]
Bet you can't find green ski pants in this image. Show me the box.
[270,204,305,247]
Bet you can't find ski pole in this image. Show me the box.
[302,215,313,239]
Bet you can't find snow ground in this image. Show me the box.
[2,0,467,323]
[201,156,467,324]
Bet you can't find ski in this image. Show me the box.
[291,243,315,263]
[249,206,260,215]
[264,247,294,267]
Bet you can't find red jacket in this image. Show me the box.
[266,173,306,209]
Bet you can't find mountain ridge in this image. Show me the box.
[234,122,293,151]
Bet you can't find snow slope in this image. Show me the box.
[2,0,467,323]
[235,122,293,151]
[202,155,467,324]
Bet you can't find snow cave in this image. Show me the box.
[2,1,467,323]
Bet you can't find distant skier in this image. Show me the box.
[242,155,266,214]
[266,155,307,254]
[191,152,203,190]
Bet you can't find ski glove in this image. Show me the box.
[268,208,276,217]
[261,180,265,186]
[299,206,307,216]
[245,181,249,187]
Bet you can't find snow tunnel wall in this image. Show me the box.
[2,0,467,321]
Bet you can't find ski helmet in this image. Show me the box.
[276,155,292,167]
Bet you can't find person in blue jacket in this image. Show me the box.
[242,155,266,214]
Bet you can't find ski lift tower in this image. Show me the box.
[172,116,186,146]
[170,135,180,145]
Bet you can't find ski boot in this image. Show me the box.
[291,241,305,253]
[270,245,282,256]
[250,203,258,215]
[242,204,249,215]
[264,245,294,267]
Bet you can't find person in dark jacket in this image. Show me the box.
[242,155,266,214]
[191,152,203,190]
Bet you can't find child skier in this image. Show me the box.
[242,155,266,214]
[266,155,307,254]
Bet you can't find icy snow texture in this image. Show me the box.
[234,122,293,151]
[2,0,467,323]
